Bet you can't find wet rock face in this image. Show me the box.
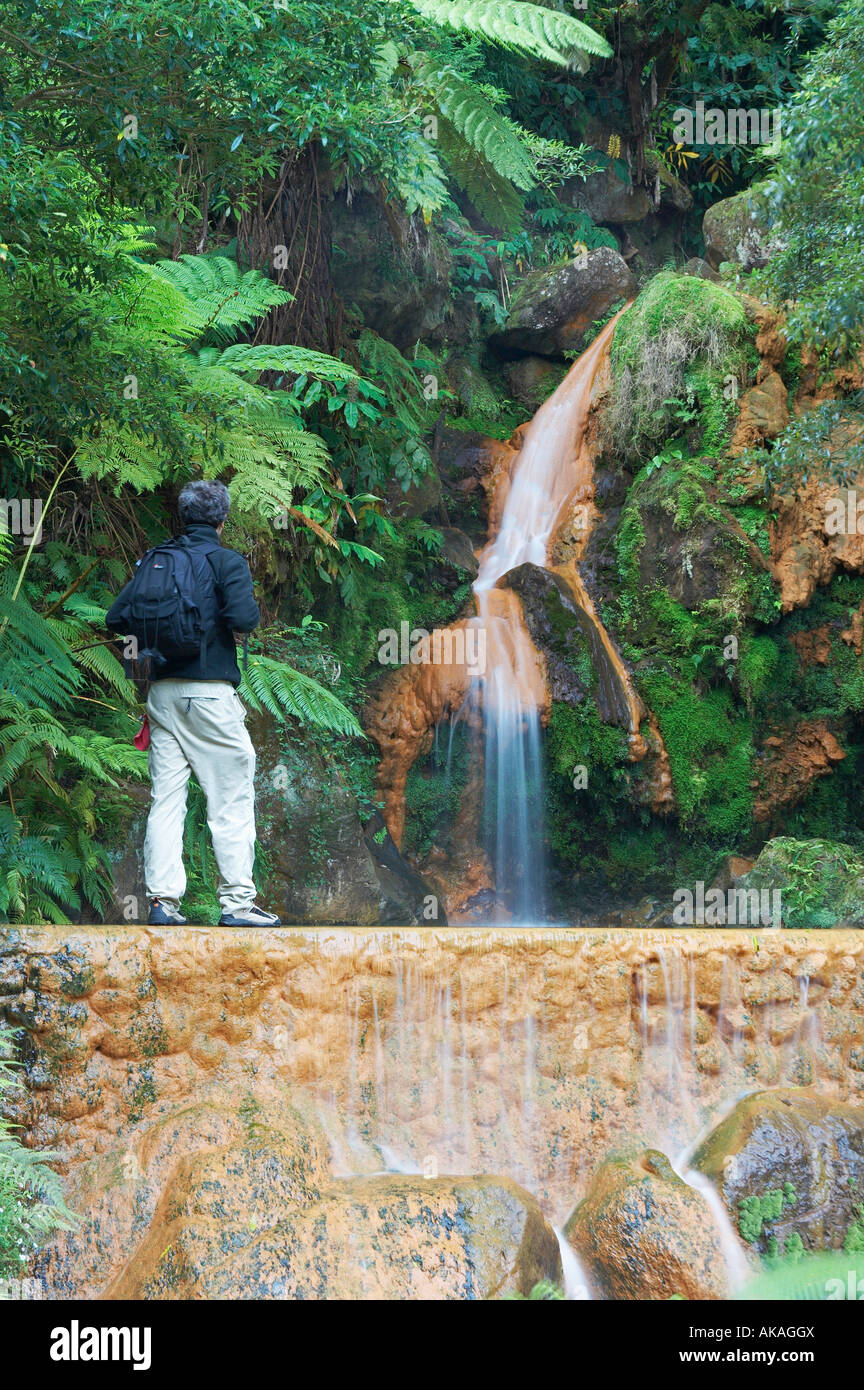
[490,249,636,358]
[565,1151,735,1300]
[503,562,630,722]
[254,723,438,925]
[692,1090,864,1254]
[6,929,864,1298]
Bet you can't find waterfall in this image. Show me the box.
[467,315,625,920]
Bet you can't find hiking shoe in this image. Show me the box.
[219,904,282,927]
[148,899,188,925]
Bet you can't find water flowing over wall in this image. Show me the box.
[4,926,863,1252]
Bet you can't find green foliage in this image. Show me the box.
[502,1278,566,1300]
[239,655,363,738]
[407,0,612,70]
[640,673,754,838]
[0,1022,78,1275]
[845,1205,864,1254]
[608,273,751,462]
[757,396,864,494]
[761,0,864,359]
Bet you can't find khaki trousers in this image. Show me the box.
[144,680,257,912]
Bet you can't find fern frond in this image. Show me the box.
[414,59,537,189]
[407,0,612,70]
[240,656,363,737]
[144,254,292,345]
[75,421,167,492]
[437,118,525,230]
[206,424,331,516]
[215,343,362,383]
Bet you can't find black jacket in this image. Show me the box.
[106,524,260,687]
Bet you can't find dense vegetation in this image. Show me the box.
[0,0,861,925]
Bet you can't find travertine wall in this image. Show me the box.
[3,927,863,1222]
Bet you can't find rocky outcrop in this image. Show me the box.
[565,1150,739,1300]
[502,355,567,410]
[111,1166,559,1301]
[753,724,846,826]
[330,191,452,350]
[503,562,636,724]
[728,369,789,454]
[564,167,653,225]
[490,248,636,358]
[692,1090,864,1253]
[703,187,779,271]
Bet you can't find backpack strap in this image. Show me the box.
[173,534,222,677]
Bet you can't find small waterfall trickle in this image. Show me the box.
[467,315,626,920]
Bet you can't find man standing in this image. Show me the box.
[107,480,281,927]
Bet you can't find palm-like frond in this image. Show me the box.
[407,0,612,70]
[206,423,331,510]
[215,343,362,383]
[240,656,363,737]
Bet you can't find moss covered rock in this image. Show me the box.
[692,1090,864,1254]
[739,837,864,928]
[491,247,635,358]
[702,186,778,272]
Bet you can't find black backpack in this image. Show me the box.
[107,535,221,677]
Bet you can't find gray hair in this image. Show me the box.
[178,480,231,527]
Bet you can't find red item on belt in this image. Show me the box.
[134,715,151,751]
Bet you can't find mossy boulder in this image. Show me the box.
[490,248,635,358]
[691,1091,864,1254]
[607,272,753,461]
[564,1149,741,1299]
[702,186,779,272]
[739,837,864,928]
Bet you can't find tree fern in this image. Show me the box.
[214,343,362,383]
[240,656,363,737]
[407,0,612,70]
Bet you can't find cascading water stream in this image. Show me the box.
[466,315,626,920]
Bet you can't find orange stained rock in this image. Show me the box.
[754,719,846,822]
